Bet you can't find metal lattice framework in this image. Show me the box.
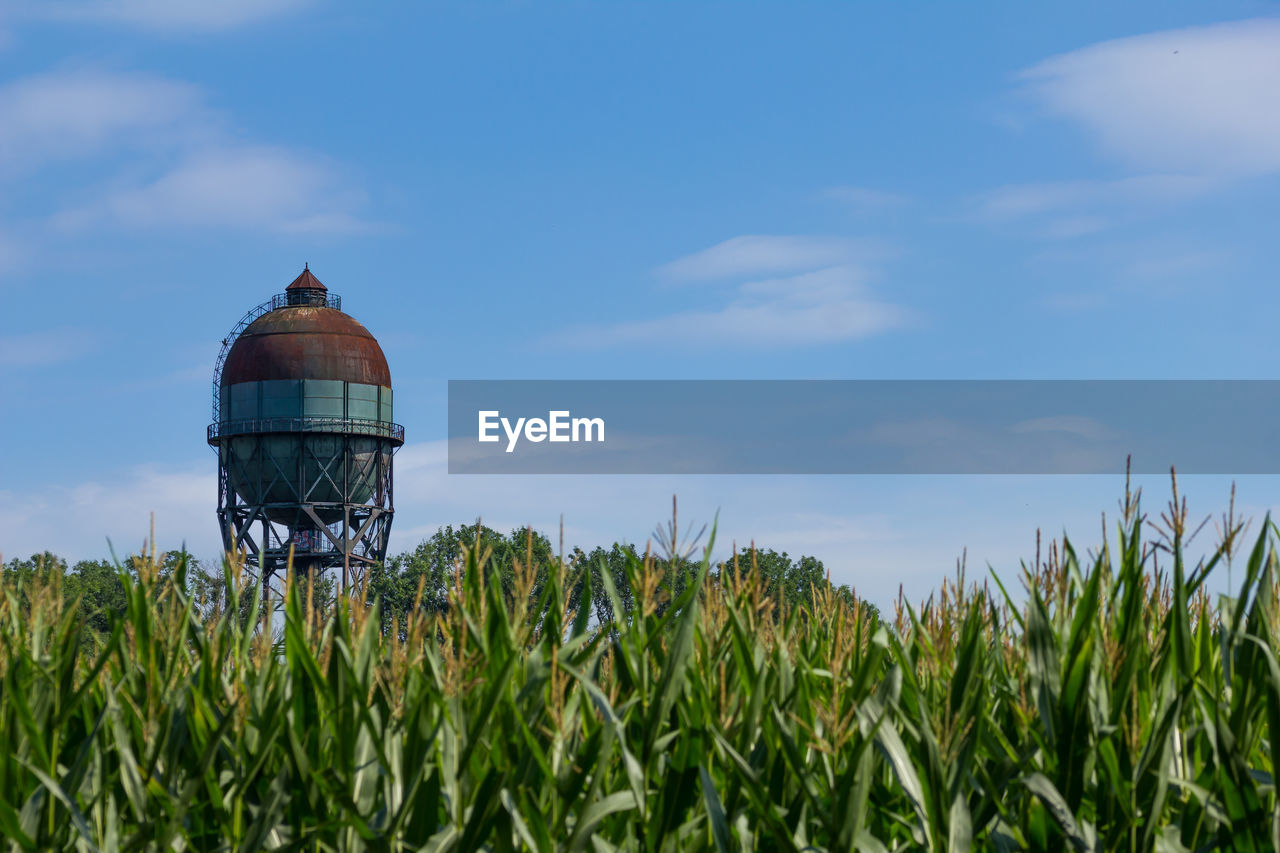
[213,427,397,588]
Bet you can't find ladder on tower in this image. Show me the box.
[211,299,275,423]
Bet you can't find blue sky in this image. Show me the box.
[3,1,1280,606]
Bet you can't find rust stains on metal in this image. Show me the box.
[286,267,327,292]
[221,306,391,386]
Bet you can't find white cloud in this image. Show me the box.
[824,186,910,212]
[972,174,1223,240]
[399,443,1251,607]
[0,69,372,235]
[0,69,203,172]
[1044,290,1106,313]
[56,146,371,234]
[1009,415,1117,442]
[31,0,312,33]
[0,465,216,563]
[658,235,859,282]
[1121,248,1224,282]
[112,363,219,393]
[560,265,909,348]
[0,229,22,274]
[1021,18,1280,176]
[0,443,922,603]
[4,444,1257,608]
[0,327,95,367]
[1037,217,1109,240]
[1029,238,1232,291]
[976,174,1217,221]
[390,441,926,603]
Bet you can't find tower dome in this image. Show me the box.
[220,268,391,387]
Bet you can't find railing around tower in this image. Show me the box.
[273,292,341,311]
[207,416,404,443]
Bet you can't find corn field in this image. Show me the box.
[3,486,1280,851]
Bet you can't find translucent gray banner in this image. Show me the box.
[447,380,1280,474]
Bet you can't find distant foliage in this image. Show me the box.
[717,545,879,624]
[2,549,215,641]
[366,524,864,635]
[367,523,558,636]
[5,526,861,645]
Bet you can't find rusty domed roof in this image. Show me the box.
[221,303,391,387]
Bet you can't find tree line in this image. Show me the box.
[2,524,879,639]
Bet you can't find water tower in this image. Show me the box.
[207,267,404,594]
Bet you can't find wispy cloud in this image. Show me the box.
[1009,415,1117,442]
[1020,18,1280,176]
[0,229,21,274]
[54,146,372,235]
[0,464,214,563]
[24,0,312,33]
[112,363,219,393]
[0,68,373,237]
[658,235,860,282]
[971,173,1221,239]
[1043,290,1106,313]
[1121,248,1225,282]
[976,175,1217,221]
[1036,217,1109,240]
[1032,237,1233,311]
[823,186,910,212]
[388,441,918,603]
[0,327,96,368]
[0,69,204,174]
[0,441,1168,608]
[564,237,909,348]
[561,263,909,348]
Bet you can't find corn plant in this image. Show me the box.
[1,487,1280,850]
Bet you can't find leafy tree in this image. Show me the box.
[62,559,127,635]
[2,552,67,587]
[571,543,639,627]
[1,548,246,640]
[368,523,558,637]
[569,543,703,627]
[369,526,881,637]
[716,546,881,625]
